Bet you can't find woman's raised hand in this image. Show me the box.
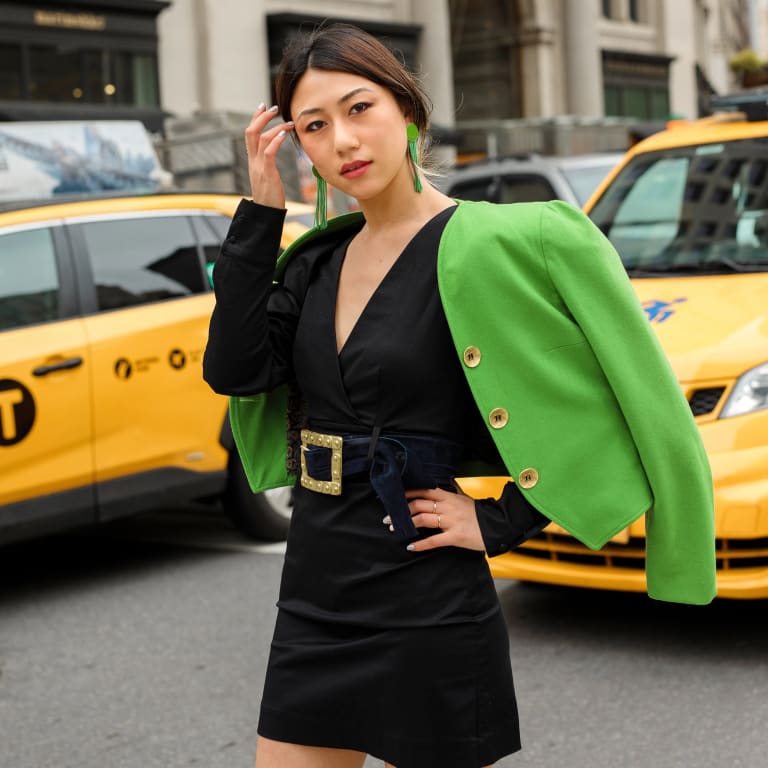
[245,103,294,210]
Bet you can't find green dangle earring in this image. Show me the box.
[312,165,328,230]
[406,123,423,193]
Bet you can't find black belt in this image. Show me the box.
[299,428,463,540]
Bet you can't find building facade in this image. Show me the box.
[748,0,768,56]
[0,0,170,130]
[449,0,748,123]
[0,1,750,156]
[156,1,455,134]
[155,0,747,126]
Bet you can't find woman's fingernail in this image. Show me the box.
[382,515,391,525]
[268,105,279,112]
[257,102,265,111]
[406,544,416,551]
[389,525,394,532]
[278,130,286,137]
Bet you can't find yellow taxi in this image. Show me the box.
[0,192,312,545]
[466,91,768,599]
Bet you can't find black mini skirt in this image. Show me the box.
[257,608,521,768]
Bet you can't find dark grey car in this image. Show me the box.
[441,151,624,207]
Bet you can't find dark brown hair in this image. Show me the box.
[275,23,432,138]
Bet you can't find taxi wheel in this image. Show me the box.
[223,451,292,541]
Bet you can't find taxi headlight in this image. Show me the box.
[720,362,768,418]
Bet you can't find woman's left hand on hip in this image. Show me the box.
[394,488,485,552]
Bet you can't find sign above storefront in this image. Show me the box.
[33,10,107,32]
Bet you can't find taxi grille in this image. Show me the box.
[516,531,768,571]
[688,387,725,416]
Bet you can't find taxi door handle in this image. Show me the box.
[32,357,84,377]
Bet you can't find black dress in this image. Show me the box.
[204,202,545,767]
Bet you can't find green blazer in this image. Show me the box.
[228,200,716,605]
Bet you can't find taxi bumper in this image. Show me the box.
[471,436,768,600]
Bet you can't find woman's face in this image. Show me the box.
[290,69,412,202]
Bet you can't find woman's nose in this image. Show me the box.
[334,122,360,153]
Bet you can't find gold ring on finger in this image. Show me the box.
[436,513,441,529]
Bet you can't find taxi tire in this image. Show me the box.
[223,451,292,541]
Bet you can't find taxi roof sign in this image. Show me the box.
[0,120,164,203]
[710,89,768,122]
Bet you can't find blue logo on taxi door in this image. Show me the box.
[642,298,687,323]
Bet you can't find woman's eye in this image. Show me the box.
[305,120,325,132]
[350,102,372,115]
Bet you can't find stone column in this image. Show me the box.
[205,0,270,114]
[517,0,559,118]
[410,0,457,162]
[658,0,698,119]
[563,0,604,116]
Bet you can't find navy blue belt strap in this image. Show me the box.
[300,431,464,540]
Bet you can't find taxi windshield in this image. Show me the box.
[589,137,768,275]
[559,158,620,207]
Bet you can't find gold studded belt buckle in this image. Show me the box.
[300,428,343,495]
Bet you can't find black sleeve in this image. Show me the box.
[475,481,550,557]
[203,199,300,396]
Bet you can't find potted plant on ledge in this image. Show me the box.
[729,48,768,88]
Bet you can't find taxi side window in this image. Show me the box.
[80,216,206,311]
[192,214,231,290]
[0,228,59,332]
[193,213,230,269]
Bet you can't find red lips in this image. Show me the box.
[340,160,371,176]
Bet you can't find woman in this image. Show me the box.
[203,23,715,768]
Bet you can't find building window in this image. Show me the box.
[29,45,81,102]
[602,0,642,22]
[113,52,159,106]
[0,44,22,100]
[605,83,669,120]
[603,51,672,120]
[10,43,159,107]
[82,50,105,102]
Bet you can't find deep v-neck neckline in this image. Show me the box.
[333,206,456,357]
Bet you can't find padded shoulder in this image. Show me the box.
[450,198,585,237]
[275,211,365,282]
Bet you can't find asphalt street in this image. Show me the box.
[1,507,766,768]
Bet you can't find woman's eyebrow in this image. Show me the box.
[296,87,375,120]
[339,86,375,104]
